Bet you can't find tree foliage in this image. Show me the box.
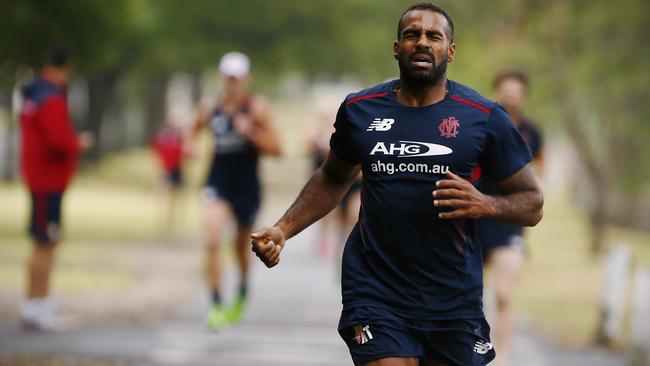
[1,0,648,231]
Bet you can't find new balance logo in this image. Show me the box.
[473,340,493,354]
[353,324,374,345]
[367,118,394,131]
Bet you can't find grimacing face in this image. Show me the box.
[393,10,455,87]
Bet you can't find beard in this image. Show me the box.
[398,50,448,88]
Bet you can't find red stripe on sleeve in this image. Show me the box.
[346,92,389,105]
[469,165,482,183]
[450,96,491,114]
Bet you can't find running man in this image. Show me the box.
[191,52,281,330]
[307,108,339,258]
[19,43,93,331]
[307,108,362,260]
[475,70,544,366]
[251,3,543,366]
[152,119,186,233]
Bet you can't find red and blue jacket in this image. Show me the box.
[20,77,80,193]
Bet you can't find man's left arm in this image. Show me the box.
[434,164,543,226]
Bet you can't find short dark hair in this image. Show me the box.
[45,41,74,68]
[493,70,529,90]
[397,3,455,41]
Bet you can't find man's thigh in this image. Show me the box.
[489,245,525,298]
[420,359,452,366]
[339,322,423,365]
[363,357,420,366]
[422,318,495,366]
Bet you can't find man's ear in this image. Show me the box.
[447,42,456,63]
[393,41,399,60]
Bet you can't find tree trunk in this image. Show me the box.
[86,71,121,160]
[548,0,611,255]
[142,75,170,144]
[590,181,608,256]
[1,85,15,181]
[189,70,202,104]
[100,96,123,153]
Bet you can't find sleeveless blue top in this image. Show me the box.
[205,98,259,193]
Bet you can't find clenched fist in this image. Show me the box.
[251,226,286,268]
[433,171,496,219]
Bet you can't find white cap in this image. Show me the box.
[218,52,250,78]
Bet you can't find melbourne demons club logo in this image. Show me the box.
[438,116,460,138]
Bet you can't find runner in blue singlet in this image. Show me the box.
[191,52,281,331]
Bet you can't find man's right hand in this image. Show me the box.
[251,226,286,268]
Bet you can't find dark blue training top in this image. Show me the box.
[475,118,543,252]
[205,98,259,193]
[330,79,532,322]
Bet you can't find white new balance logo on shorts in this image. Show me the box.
[353,325,374,345]
[473,340,493,354]
[367,118,395,131]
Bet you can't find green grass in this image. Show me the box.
[518,195,650,346]
[0,148,207,293]
[0,266,133,292]
[0,148,206,245]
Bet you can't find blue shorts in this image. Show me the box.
[203,182,260,228]
[474,217,524,261]
[312,152,326,171]
[338,306,495,366]
[29,192,63,245]
[340,180,362,214]
[165,167,183,188]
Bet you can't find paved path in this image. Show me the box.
[0,225,625,365]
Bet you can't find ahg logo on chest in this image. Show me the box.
[438,116,460,138]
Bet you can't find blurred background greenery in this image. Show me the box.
[1,0,649,353]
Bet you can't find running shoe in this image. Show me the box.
[206,304,229,331]
[228,295,247,324]
[20,299,75,332]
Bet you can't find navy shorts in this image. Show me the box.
[474,217,525,261]
[203,183,260,228]
[313,152,326,171]
[340,180,362,214]
[165,167,183,188]
[29,192,63,245]
[338,307,495,366]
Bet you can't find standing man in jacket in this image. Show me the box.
[19,43,93,331]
